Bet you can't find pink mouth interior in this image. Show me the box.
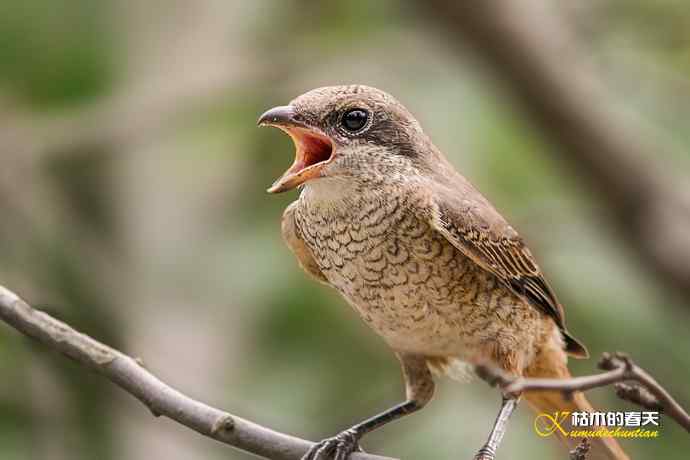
[285,128,333,174]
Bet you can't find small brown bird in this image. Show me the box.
[259,85,628,460]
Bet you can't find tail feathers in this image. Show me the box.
[524,390,629,460]
[563,330,589,359]
[524,342,629,460]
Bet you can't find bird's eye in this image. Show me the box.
[341,109,369,132]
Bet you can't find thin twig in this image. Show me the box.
[569,438,590,460]
[0,285,395,460]
[476,352,690,433]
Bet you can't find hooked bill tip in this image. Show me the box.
[257,105,296,127]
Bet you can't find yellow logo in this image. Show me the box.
[534,411,660,439]
[535,411,571,437]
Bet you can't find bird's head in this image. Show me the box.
[258,85,435,194]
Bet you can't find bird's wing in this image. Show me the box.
[281,201,329,285]
[429,181,587,357]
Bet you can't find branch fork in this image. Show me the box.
[476,352,690,433]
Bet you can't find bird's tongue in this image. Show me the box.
[268,128,333,193]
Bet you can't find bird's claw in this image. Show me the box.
[473,445,496,460]
[302,428,362,460]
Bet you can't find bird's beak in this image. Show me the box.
[257,106,302,128]
[258,105,334,193]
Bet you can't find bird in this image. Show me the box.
[258,85,629,460]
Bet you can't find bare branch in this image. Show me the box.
[476,352,690,433]
[425,0,690,301]
[0,285,396,460]
[569,438,590,460]
[614,383,662,411]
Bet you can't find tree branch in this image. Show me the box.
[425,0,690,301]
[476,352,690,433]
[569,439,590,460]
[0,285,396,460]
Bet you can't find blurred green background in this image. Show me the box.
[0,1,688,459]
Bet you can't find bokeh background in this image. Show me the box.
[1,1,689,459]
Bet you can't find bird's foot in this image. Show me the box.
[302,428,363,460]
[473,445,496,460]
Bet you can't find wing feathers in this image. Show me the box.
[430,185,588,358]
[281,201,329,285]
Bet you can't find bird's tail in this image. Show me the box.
[523,341,630,460]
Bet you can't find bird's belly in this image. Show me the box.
[310,221,526,358]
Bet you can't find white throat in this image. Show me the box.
[300,177,361,207]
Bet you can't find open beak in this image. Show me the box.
[258,105,335,193]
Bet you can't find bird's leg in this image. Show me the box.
[474,396,519,460]
[302,353,434,460]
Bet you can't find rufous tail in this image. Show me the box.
[523,343,630,460]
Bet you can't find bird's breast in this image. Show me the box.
[294,191,535,358]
